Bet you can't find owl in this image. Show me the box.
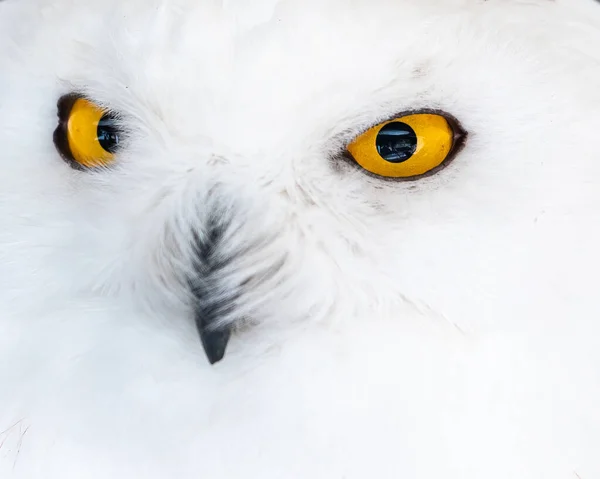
[1,0,600,477]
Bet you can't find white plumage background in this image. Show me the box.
[1,0,599,477]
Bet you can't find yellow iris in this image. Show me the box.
[347,113,457,179]
[65,98,118,168]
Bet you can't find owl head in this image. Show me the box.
[1,0,600,476]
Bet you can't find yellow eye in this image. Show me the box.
[346,113,463,179]
[54,96,120,169]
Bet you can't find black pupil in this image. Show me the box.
[376,122,417,163]
[97,114,120,153]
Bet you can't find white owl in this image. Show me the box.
[1,0,600,477]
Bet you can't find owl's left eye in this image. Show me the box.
[54,95,121,170]
[346,112,465,179]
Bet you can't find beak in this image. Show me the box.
[196,314,231,364]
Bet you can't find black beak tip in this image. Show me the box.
[199,326,231,365]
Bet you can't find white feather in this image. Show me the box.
[1,0,599,477]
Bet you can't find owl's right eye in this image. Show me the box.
[346,112,465,179]
[53,95,121,170]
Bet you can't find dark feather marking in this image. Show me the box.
[189,212,239,364]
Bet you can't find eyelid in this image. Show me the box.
[353,109,467,146]
[53,94,81,169]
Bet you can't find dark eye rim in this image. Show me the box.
[53,93,121,171]
[341,108,468,182]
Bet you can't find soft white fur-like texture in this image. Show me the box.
[1,0,600,477]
